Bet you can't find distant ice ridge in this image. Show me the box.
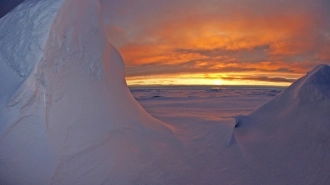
[0,0,186,184]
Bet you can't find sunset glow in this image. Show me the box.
[101,0,330,86]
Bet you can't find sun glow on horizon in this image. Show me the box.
[125,71,301,87]
[214,80,222,86]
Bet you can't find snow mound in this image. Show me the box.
[234,64,330,184]
[0,0,187,185]
[1,0,329,184]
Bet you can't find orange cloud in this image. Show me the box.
[103,0,330,86]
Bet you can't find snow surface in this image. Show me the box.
[0,0,186,184]
[0,0,329,184]
[131,86,283,123]
[234,64,330,184]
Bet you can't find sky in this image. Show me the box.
[0,0,24,17]
[100,0,330,86]
[1,0,330,86]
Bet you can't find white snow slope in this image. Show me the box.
[0,0,329,185]
[235,64,330,184]
[0,0,188,184]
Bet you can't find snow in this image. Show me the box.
[131,86,283,123]
[0,0,329,184]
[0,0,184,184]
[234,64,330,184]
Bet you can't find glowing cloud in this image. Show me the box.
[101,0,330,86]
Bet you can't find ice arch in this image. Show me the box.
[0,0,185,184]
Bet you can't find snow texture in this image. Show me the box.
[0,0,329,184]
[131,86,282,122]
[235,64,330,184]
[0,0,186,184]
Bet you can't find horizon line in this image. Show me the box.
[127,84,288,88]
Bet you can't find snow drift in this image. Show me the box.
[0,0,330,184]
[235,64,330,184]
[0,0,187,184]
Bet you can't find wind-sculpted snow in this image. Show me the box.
[235,64,330,184]
[0,0,188,184]
[0,0,63,78]
[0,0,329,184]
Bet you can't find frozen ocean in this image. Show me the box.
[130,86,284,124]
[1,0,329,184]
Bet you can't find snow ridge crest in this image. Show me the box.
[292,64,330,102]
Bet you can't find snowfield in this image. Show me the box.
[131,86,283,123]
[0,0,329,184]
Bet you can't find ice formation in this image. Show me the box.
[0,0,186,184]
[0,0,329,184]
[235,64,330,184]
